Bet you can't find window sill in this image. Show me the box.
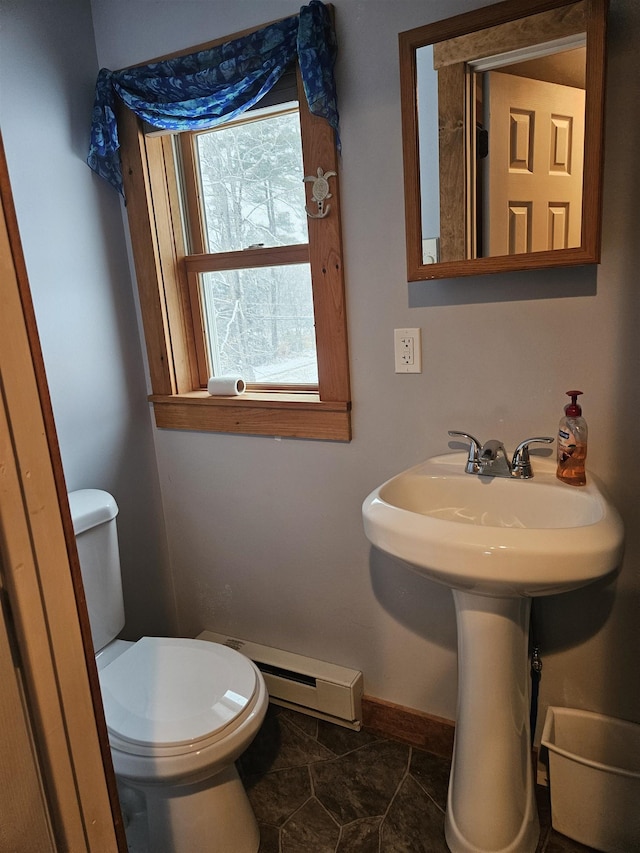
[148,391,351,441]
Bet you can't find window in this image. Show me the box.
[180,104,317,389]
[118,28,350,441]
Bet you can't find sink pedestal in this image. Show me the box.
[445,591,539,853]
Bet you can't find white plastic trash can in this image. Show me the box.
[542,706,640,853]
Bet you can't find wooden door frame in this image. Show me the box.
[0,132,126,852]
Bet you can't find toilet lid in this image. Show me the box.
[98,637,257,748]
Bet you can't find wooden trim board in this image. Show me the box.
[362,696,455,759]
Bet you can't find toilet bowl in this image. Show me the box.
[69,489,268,853]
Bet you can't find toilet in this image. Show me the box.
[68,489,268,853]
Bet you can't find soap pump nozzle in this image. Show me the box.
[564,390,583,417]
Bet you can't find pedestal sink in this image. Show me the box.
[362,452,624,853]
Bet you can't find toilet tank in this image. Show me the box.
[68,489,126,653]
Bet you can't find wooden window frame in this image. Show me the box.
[117,24,351,441]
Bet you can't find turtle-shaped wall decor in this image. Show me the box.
[304,167,337,218]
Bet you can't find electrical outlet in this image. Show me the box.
[394,328,422,373]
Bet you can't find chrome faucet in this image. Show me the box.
[448,431,554,479]
[479,439,512,477]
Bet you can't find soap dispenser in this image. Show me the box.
[556,390,588,486]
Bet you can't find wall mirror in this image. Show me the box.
[399,0,608,281]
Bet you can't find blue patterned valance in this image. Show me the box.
[87,0,339,195]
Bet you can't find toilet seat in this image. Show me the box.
[99,637,259,757]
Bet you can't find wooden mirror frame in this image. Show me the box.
[399,0,608,281]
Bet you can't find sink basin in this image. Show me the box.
[363,452,624,597]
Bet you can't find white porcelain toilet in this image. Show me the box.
[68,489,268,853]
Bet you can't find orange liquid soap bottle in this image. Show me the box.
[556,390,588,486]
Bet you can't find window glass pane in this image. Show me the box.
[201,264,318,385]
[195,110,309,252]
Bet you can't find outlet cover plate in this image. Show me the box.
[394,328,422,373]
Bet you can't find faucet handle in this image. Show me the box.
[448,430,482,473]
[511,436,554,478]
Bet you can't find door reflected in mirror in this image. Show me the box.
[400,0,608,281]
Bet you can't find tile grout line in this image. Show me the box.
[305,759,344,853]
[372,744,414,852]
[409,767,447,815]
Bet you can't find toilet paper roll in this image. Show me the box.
[207,376,246,396]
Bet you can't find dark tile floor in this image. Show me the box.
[239,704,600,853]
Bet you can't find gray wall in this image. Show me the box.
[0,0,176,640]
[2,0,638,738]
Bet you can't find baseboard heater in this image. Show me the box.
[198,630,363,730]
